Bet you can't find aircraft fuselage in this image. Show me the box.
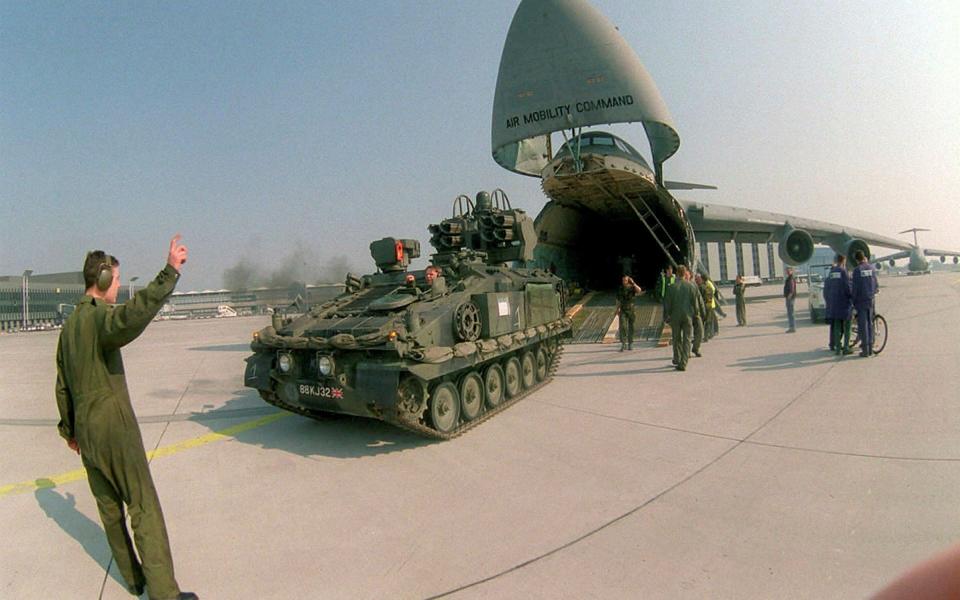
[533,132,694,290]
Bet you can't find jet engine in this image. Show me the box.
[777,225,814,266]
[889,259,896,267]
[940,255,947,263]
[824,234,870,267]
[954,256,959,265]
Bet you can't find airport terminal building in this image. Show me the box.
[696,241,785,283]
[0,272,343,332]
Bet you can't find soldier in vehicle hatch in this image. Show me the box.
[616,274,643,351]
[54,236,198,600]
[425,265,440,286]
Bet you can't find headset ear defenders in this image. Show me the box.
[96,261,114,292]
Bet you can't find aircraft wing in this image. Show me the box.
[680,200,913,262]
[924,248,960,258]
[872,250,912,263]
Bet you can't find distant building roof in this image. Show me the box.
[0,271,84,284]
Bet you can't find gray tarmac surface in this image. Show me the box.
[2,272,959,599]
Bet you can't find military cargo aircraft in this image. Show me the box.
[872,228,960,275]
[490,0,951,290]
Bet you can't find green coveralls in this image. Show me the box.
[733,282,747,325]
[56,265,181,599]
[703,280,718,339]
[616,285,638,350]
[665,280,698,370]
[692,286,705,356]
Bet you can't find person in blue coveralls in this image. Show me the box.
[851,250,879,357]
[824,254,853,355]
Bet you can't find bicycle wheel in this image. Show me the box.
[872,314,888,354]
[850,315,861,349]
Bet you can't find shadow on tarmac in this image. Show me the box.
[33,479,127,590]
[193,391,434,459]
[557,364,677,377]
[732,349,837,371]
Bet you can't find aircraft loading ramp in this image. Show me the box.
[568,291,663,344]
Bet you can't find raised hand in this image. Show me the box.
[167,234,188,271]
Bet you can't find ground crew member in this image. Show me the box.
[55,236,198,600]
[664,265,698,371]
[851,250,878,356]
[695,274,717,340]
[784,267,797,333]
[616,275,642,351]
[688,270,704,357]
[733,275,747,326]
[824,254,853,355]
[704,276,719,338]
[657,265,675,302]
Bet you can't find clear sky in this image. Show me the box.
[2,0,958,290]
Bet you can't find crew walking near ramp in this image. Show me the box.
[852,250,879,357]
[616,275,643,351]
[704,276,719,339]
[656,266,675,302]
[54,236,198,600]
[665,265,699,371]
[689,269,705,358]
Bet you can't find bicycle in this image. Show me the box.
[850,311,888,355]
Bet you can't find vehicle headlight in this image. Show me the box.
[278,353,294,373]
[318,355,334,377]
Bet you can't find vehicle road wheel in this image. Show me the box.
[520,351,536,389]
[872,314,888,354]
[397,376,426,421]
[429,382,460,434]
[503,357,522,398]
[483,364,505,408]
[459,372,484,421]
[534,347,548,382]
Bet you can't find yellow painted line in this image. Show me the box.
[0,412,289,499]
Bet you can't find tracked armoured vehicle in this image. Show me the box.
[243,190,571,439]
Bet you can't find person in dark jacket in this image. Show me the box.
[783,267,797,333]
[55,236,198,600]
[824,254,853,355]
[656,266,675,303]
[851,250,879,356]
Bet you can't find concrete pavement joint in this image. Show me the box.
[428,352,842,598]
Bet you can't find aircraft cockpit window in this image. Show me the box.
[587,135,615,146]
